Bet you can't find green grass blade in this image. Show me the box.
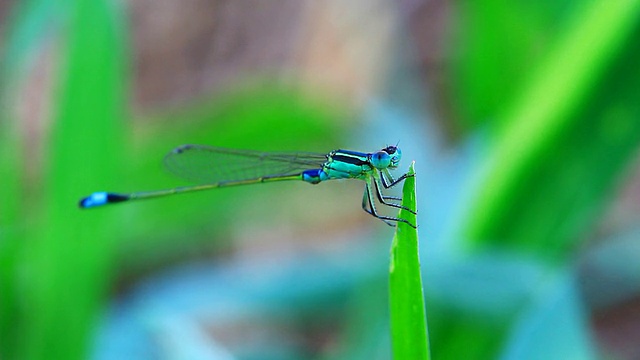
[464,0,640,257]
[389,162,430,360]
[20,1,127,359]
[0,74,23,360]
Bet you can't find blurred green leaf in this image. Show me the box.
[17,0,127,359]
[432,2,640,359]
[463,1,640,259]
[1,0,72,358]
[453,1,558,129]
[389,162,430,360]
[429,309,508,360]
[0,75,23,360]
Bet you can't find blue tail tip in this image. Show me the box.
[79,192,128,208]
[79,192,109,208]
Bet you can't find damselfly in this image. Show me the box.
[79,144,416,227]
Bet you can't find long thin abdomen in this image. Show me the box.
[79,173,305,208]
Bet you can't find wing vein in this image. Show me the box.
[163,145,328,184]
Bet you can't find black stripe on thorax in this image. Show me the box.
[331,150,370,166]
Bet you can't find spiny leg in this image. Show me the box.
[381,168,415,189]
[381,168,397,187]
[382,195,402,201]
[373,171,417,215]
[363,180,416,228]
[362,184,395,227]
[379,169,412,202]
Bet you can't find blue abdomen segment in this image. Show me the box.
[302,169,329,184]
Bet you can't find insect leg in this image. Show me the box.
[381,168,415,189]
[364,179,416,228]
[373,171,417,215]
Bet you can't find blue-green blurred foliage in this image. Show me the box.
[2,0,640,359]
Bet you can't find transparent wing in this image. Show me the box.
[163,144,329,184]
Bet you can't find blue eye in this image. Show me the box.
[371,151,391,169]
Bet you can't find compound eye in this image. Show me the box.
[371,151,391,169]
[389,147,402,168]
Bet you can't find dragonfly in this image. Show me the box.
[79,144,416,227]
